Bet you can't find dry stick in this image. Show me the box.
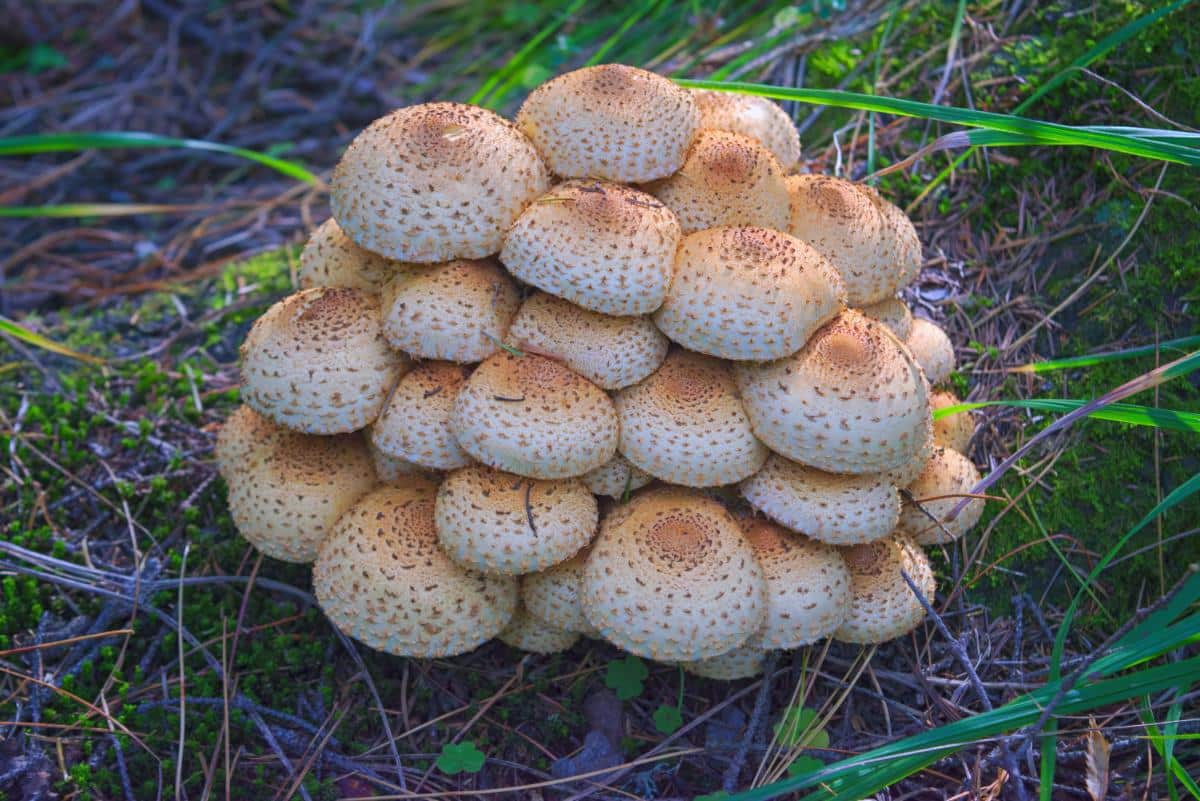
[723,652,780,792]
[332,628,407,790]
[248,710,314,801]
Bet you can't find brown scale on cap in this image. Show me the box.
[298,218,415,291]
[313,482,518,657]
[680,643,766,680]
[498,605,581,654]
[653,226,846,361]
[330,102,549,262]
[899,447,984,544]
[381,258,520,363]
[860,296,913,340]
[735,309,932,475]
[581,453,654,499]
[450,352,619,479]
[216,406,377,563]
[615,349,767,487]
[239,287,408,434]
[516,64,700,183]
[372,362,473,470]
[834,531,934,644]
[501,180,681,316]
[434,465,598,575]
[930,390,974,453]
[905,318,956,385]
[522,548,601,637]
[581,488,766,661]
[690,89,801,171]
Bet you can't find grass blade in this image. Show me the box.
[468,0,588,108]
[0,203,205,218]
[1012,335,1200,372]
[934,399,1200,434]
[0,316,104,365]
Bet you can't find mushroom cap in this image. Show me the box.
[507,293,669,390]
[581,453,654,499]
[690,89,801,170]
[330,102,549,262]
[615,349,767,487]
[298,218,409,291]
[500,180,681,316]
[435,465,598,575]
[240,287,407,434]
[899,447,984,544]
[860,296,913,340]
[834,532,934,644]
[878,195,923,294]
[371,362,474,470]
[216,406,378,563]
[522,548,601,636]
[740,454,899,546]
[381,258,520,363]
[734,309,931,474]
[680,643,766,680]
[369,442,439,484]
[930,390,974,453]
[652,226,846,361]
[581,488,766,661]
[905,318,955,385]
[499,605,581,653]
[451,352,619,479]
[516,64,699,182]
[646,129,791,234]
[313,482,518,657]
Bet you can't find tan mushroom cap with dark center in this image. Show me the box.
[690,89,801,171]
[298,218,412,291]
[653,226,846,361]
[581,488,766,661]
[615,349,767,487]
[930,390,974,453]
[834,531,934,644]
[507,293,669,390]
[905,318,955,385]
[680,643,766,680]
[216,406,377,563]
[522,548,600,637]
[381,258,520,363]
[501,180,681,316]
[581,453,654,499]
[516,64,699,182]
[313,482,518,657]
[860,296,913,340]
[451,352,619,479]
[499,605,581,654]
[899,447,984,544]
[371,362,473,471]
[734,309,931,474]
[331,101,549,262]
[240,287,408,434]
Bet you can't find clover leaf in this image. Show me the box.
[436,741,486,775]
[605,654,649,700]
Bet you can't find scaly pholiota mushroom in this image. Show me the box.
[834,531,935,644]
[690,88,801,171]
[930,390,975,453]
[298,217,408,291]
[521,548,600,637]
[906,317,956,385]
[371,361,474,471]
[499,605,581,654]
[899,447,984,544]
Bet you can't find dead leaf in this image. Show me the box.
[1085,716,1111,801]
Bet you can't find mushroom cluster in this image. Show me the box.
[217,64,987,678]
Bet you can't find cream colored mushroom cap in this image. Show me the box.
[499,605,581,653]
[646,129,790,234]
[516,64,699,182]
[690,89,801,170]
[298,218,410,291]
[878,195,923,294]
[581,454,654,499]
[860,296,913,340]
[899,447,984,544]
[581,488,766,661]
[451,352,619,479]
[930,390,974,453]
[740,454,899,546]
[381,258,520,363]
[680,643,766,680]
[507,293,669,390]
[906,318,955,385]
[369,442,439,484]
[615,349,767,487]
[371,362,473,470]
[500,180,681,316]
[522,549,600,636]
[734,309,931,474]
[330,102,549,262]
[240,287,408,434]
[313,482,518,657]
[834,531,934,644]
[653,226,846,361]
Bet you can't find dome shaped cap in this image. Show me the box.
[369,442,438,484]
[516,64,699,182]
[654,227,846,361]
[930,390,974,453]
[581,454,654,499]
[734,309,931,474]
[646,129,791,234]
[680,643,766,680]
[435,465,598,575]
[331,102,549,262]
[240,287,408,434]
[581,488,766,661]
[690,89,801,170]
[451,352,619,479]
[615,350,767,487]
[740,454,899,546]
[905,318,955,385]
[834,532,934,644]
[899,447,984,544]
[501,180,681,316]
[381,258,520,363]
[313,482,518,657]
[522,549,600,637]
[371,362,473,470]
[216,406,377,563]
[878,197,923,293]
[860,296,913,340]
[299,218,409,291]
[507,293,669,390]
[499,606,580,653]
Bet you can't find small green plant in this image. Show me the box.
[652,667,685,735]
[605,654,649,700]
[435,741,486,775]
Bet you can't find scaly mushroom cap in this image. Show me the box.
[930,390,974,453]
[734,309,931,474]
[435,465,598,575]
[680,643,766,680]
[507,293,669,390]
[860,296,913,340]
[646,130,790,234]
[581,488,766,661]
[216,406,377,563]
[381,258,520,363]
[451,352,619,479]
[516,64,699,182]
[298,218,410,291]
[330,102,549,262]
[905,318,955,385]
[371,362,473,470]
[615,350,767,487]
[499,605,581,653]
[522,549,601,636]
[369,442,438,484]
[740,454,899,546]
[878,196,923,293]
[834,532,934,644]
[500,180,681,316]
[690,89,801,170]
[313,482,518,657]
[899,447,984,544]
[240,288,407,434]
[581,454,654,499]
[653,227,846,361]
